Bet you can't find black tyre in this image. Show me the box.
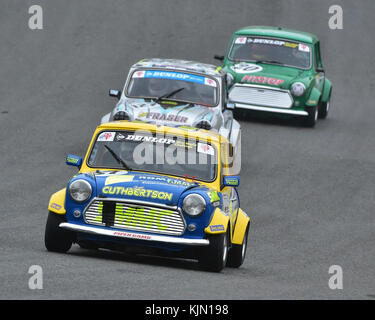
[233,108,247,120]
[227,225,249,268]
[303,105,318,127]
[78,241,98,251]
[318,89,332,119]
[198,232,229,272]
[44,211,73,253]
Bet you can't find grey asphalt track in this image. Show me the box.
[0,0,374,299]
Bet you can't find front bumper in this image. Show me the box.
[234,103,309,116]
[59,222,210,246]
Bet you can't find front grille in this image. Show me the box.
[229,84,293,109]
[84,199,185,236]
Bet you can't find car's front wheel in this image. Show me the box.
[44,211,74,253]
[318,89,332,119]
[227,225,249,268]
[303,105,318,127]
[198,232,229,272]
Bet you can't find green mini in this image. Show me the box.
[216,26,332,127]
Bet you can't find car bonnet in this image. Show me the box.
[94,170,199,206]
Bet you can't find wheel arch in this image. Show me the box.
[231,208,250,245]
[48,188,67,215]
[321,78,332,103]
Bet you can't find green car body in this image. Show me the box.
[218,26,332,127]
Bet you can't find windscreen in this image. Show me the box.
[126,70,218,106]
[88,130,217,181]
[229,36,311,69]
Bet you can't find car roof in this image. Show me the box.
[131,58,223,77]
[96,120,224,144]
[234,26,318,44]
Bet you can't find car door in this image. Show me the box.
[314,41,325,96]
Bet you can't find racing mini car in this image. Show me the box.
[45,121,250,272]
[215,26,332,127]
[101,58,241,153]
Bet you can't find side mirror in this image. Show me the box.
[214,54,224,62]
[109,89,121,99]
[226,102,235,110]
[226,73,234,87]
[66,154,82,168]
[223,176,240,187]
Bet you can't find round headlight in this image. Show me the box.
[69,179,92,203]
[183,194,206,217]
[195,120,212,130]
[226,73,234,87]
[291,82,306,97]
[113,111,130,121]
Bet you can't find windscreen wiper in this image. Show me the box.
[155,87,185,104]
[104,144,132,170]
[255,60,285,65]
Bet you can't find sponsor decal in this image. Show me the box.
[159,100,178,105]
[285,42,299,48]
[138,176,194,186]
[113,231,152,240]
[66,155,80,164]
[98,132,115,142]
[115,206,172,231]
[51,203,62,210]
[224,177,239,186]
[133,70,145,78]
[207,191,220,203]
[135,70,216,87]
[209,224,225,232]
[116,133,176,145]
[115,133,126,141]
[247,38,286,46]
[104,175,134,186]
[240,37,304,50]
[298,43,310,52]
[241,75,284,86]
[143,112,189,123]
[235,37,247,44]
[93,201,174,231]
[204,77,217,87]
[102,186,173,201]
[95,171,129,177]
[231,62,263,74]
[197,142,214,155]
[175,140,196,149]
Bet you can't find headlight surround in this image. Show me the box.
[113,111,130,121]
[69,179,92,203]
[290,82,306,97]
[195,120,212,130]
[182,194,206,217]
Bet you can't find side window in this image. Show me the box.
[230,188,240,212]
[222,76,227,110]
[315,42,323,70]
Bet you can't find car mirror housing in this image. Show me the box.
[66,154,82,168]
[223,176,240,187]
[226,73,234,88]
[214,54,224,61]
[109,89,121,99]
[226,102,235,110]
